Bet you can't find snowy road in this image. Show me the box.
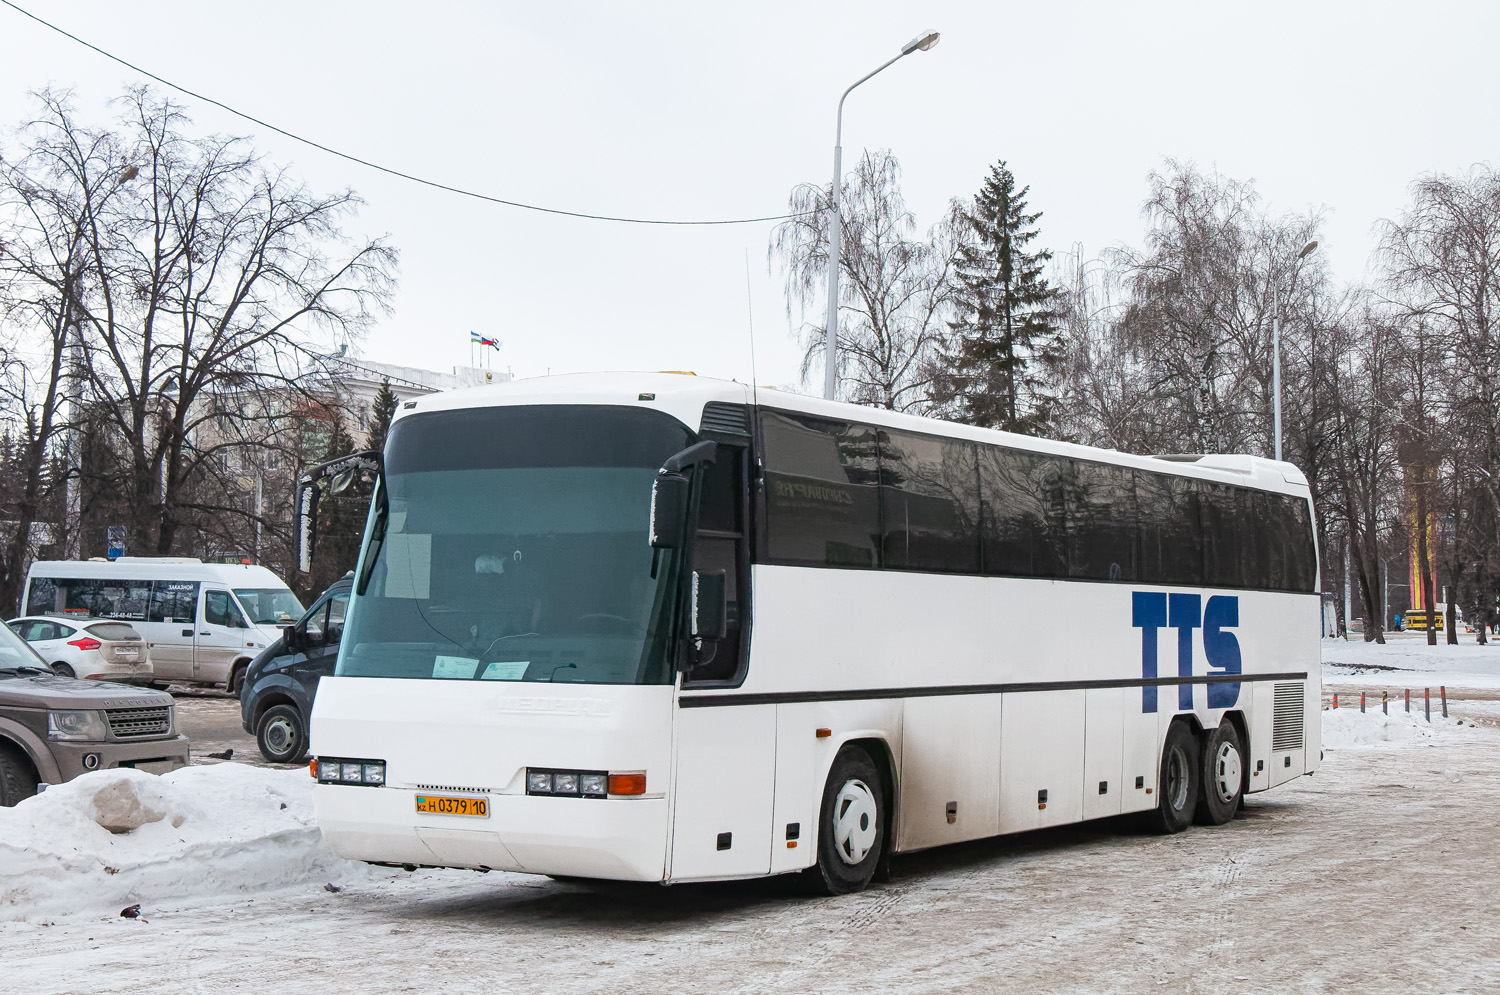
[4,726,1498,994]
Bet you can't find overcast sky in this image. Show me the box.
[2,1,1496,392]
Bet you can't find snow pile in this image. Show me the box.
[1321,706,1489,749]
[0,763,380,921]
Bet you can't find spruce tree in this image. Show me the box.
[367,379,398,453]
[943,161,1062,434]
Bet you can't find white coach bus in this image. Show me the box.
[308,373,1320,893]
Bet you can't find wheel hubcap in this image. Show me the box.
[1214,741,1242,803]
[265,718,295,753]
[832,778,878,865]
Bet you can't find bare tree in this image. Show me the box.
[26,88,397,561]
[771,150,957,411]
[1379,166,1500,642]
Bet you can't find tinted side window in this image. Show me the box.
[25,578,56,615]
[879,429,979,573]
[149,581,201,623]
[204,590,241,627]
[1264,494,1317,593]
[1069,462,1137,582]
[1136,472,1204,586]
[759,411,882,568]
[978,447,1069,578]
[1199,482,1242,589]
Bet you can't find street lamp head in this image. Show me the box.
[902,30,940,55]
[1298,240,1319,259]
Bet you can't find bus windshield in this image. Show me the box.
[337,405,692,686]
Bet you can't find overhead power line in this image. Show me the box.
[0,0,811,226]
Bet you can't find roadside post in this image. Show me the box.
[1441,686,1448,718]
[1382,690,1388,715]
[1425,687,1431,722]
[1360,691,1366,713]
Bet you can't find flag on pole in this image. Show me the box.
[469,332,501,351]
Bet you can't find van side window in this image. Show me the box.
[149,581,201,623]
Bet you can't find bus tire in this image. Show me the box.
[807,746,886,895]
[1194,721,1244,826]
[1147,721,1199,835]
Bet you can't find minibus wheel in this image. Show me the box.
[807,745,886,895]
[256,704,308,763]
[1147,721,1199,835]
[1194,721,1244,826]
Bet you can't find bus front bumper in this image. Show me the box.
[314,783,668,881]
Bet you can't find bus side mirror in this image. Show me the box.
[691,570,727,640]
[650,473,690,549]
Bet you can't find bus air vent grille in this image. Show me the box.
[1272,683,1304,751]
[700,402,750,437]
[415,784,494,795]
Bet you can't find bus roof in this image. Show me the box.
[393,371,1309,498]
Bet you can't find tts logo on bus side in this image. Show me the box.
[1132,592,1242,713]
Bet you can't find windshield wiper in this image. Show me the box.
[0,665,51,676]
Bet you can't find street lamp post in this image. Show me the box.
[1272,239,1319,461]
[822,30,940,401]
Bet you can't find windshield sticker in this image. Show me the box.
[480,661,529,680]
[384,533,432,599]
[432,655,479,679]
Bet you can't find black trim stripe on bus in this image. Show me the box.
[676,671,1309,708]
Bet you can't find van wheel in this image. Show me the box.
[806,746,886,895]
[1194,722,1244,826]
[0,744,38,807]
[256,704,308,763]
[51,662,75,679]
[1146,722,1200,835]
[228,663,248,696]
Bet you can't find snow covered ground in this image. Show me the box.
[1322,632,1500,692]
[1,678,1498,992]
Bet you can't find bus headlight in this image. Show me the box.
[47,709,109,742]
[526,771,554,794]
[315,757,385,786]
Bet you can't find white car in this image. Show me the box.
[6,616,154,684]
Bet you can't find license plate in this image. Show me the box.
[415,795,489,818]
[115,649,139,661]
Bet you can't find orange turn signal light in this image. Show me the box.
[309,759,317,779]
[815,728,832,739]
[608,772,647,796]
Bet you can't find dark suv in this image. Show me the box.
[239,576,350,763]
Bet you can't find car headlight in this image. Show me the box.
[47,709,110,742]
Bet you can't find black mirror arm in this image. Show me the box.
[661,440,717,475]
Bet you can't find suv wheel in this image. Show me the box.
[256,704,308,763]
[0,744,38,807]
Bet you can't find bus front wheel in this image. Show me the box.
[1147,722,1200,835]
[1194,721,1244,826]
[808,746,886,895]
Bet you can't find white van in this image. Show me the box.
[20,558,305,691]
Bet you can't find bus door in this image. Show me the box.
[144,580,200,681]
[670,443,775,880]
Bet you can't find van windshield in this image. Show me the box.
[234,588,305,626]
[337,405,692,686]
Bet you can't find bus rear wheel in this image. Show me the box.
[1194,721,1244,826]
[807,746,886,895]
[1147,722,1200,835]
